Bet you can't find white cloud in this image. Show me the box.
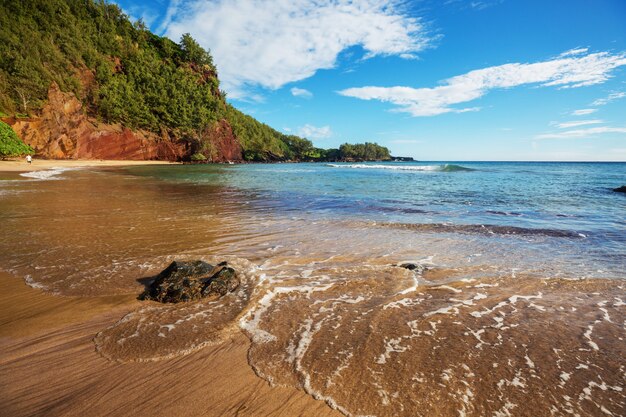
[290,87,313,99]
[338,50,626,117]
[553,119,604,129]
[559,47,589,57]
[164,0,433,99]
[445,0,503,11]
[156,0,183,34]
[571,108,598,116]
[535,126,626,140]
[591,91,626,106]
[297,124,333,139]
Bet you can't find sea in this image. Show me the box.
[1,161,625,416]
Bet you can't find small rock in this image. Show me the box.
[395,262,425,273]
[142,260,239,303]
[613,185,626,193]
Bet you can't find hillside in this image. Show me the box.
[0,0,390,162]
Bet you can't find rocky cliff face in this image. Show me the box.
[4,83,242,162]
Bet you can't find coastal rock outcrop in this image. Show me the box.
[201,119,243,163]
[142,260,239,303]
[3,83,243,162]
[613,185,626,193]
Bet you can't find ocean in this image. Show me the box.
[129,161,626,279]
[1,161,625,416]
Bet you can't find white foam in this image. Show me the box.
[376,337,409,364]
[494,401,517,417]
[326,163,442,171]
[20,166,76,180]
[584,324,600,351]
[434,285,463,293]
[474,283,499,288]
[239,283,334,344]
[24,274,47,290]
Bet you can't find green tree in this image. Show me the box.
[0,121,33,159]
[180,33,214,68]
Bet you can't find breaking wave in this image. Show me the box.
[326,163,474,172]
[20,167,75,180]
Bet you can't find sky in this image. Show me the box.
[115,0,626,161]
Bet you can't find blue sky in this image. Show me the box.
[115,0,626,161]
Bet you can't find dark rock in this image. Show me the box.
[396,262,424,272]
[613,186,626,193]
[202,262,240,298]
[143,260,239,303]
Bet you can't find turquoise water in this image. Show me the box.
[127,161,626,278]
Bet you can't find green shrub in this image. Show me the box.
[190,152,207,162]
[0,121,34,159]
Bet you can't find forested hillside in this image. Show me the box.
[0,0,391,162]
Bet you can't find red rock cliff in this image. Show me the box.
[4,83,243,162]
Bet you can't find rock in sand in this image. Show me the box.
[142,260,239,303]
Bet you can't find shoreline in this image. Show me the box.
[1,162,624,416]
[0,158,179,173]
[0,271,340,417]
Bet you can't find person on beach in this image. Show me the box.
[26,155,32,164]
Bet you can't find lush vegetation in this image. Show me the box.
[0,121,33,159]
[0,0,391,162]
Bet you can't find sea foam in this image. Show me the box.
[326,163,474,172]
[20,167,75,180]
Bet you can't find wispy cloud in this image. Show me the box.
[559,47,589,57]
[156,0,183,34]
[444,0,503,11]
[535,126,626,140]
[571,108,598,116]
[338,49,626,117]
[297,124,333,139]
[164,0,434,99]
[591,91,626,106]
[552,119,604,129]
[290,87,313,99]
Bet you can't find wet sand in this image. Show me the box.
[0,158,178,173]
[1,166,623,416]
[0,272,340,417]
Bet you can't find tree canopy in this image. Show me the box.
[0,121,33,159]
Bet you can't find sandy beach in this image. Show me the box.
[0,272,340,417]
[1,163,624,417]
[0,158,179,173]
[0,165,338,416]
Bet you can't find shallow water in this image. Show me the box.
[1,163,624,416]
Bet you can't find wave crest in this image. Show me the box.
[20,167,75,180]
[326,163,474,172]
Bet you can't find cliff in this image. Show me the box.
[3,83,240,161]
[0,0,290,162]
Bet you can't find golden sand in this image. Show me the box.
[0,158,178,173]
[0,272,339,417]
